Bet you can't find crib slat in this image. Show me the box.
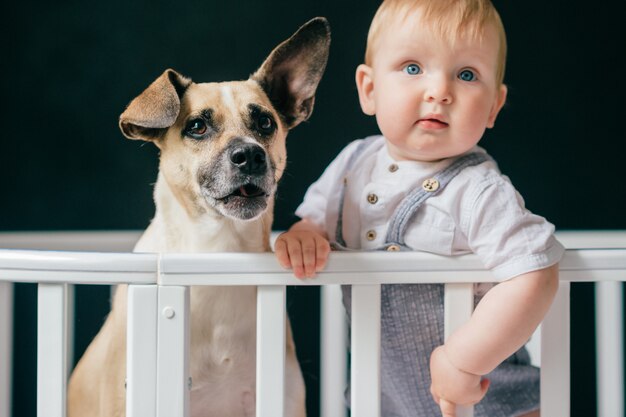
[127,285,158,417]
[66,285,75,379]
[37,283,68,417]
[0,282,12,417]
[540,281,570,417]
[321,285,348,417]
[156,286,190,417]
[256,285,286,417]
[351,284,381,417]
[443,283,474,337]
[596,281,624,417]
[444,283,475,417]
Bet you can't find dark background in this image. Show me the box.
[2,1,625,416]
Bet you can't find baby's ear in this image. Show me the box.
[355,64,376,116]
[487,84,508,128]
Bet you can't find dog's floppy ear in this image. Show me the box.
[119,69,192,141]
[251,17,330,129]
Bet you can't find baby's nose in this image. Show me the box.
[424,76,452,104]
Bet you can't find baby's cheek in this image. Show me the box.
[377,109,407,138]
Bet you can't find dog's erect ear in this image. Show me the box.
[251,17,330,129]
[119,69,192,141]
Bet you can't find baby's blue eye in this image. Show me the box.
[458,69,476,81]
[404,64,421,75]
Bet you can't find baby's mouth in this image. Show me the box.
[417,118,449,129]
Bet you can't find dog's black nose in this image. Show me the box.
[229,143,267,175]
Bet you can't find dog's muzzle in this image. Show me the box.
[200,140,275,221]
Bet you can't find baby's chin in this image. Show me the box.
[384,141,463,163]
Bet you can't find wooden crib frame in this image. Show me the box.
[1,230,625,417]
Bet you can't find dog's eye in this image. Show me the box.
[185,119,208,138]
[257,115,274,134]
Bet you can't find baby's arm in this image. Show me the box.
[430,264,559,415]
[275,219,331,279]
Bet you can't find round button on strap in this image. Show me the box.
[422,178,440,192]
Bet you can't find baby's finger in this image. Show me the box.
[439,399,456,417]
[286,241,306,279]
[274,238,292,269]
[476,378,490,402]
[315,238,330,271]
[429,385,438,402]
[464,377,491,405]
[301,239,318,278]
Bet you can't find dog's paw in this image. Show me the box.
[242,390,255,417]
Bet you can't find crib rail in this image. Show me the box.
[0,231,625,417]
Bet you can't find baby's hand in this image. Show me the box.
[274,229,330,279]
[429,345,490,417]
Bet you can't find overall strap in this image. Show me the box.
[383,152,491,251]
[335,136,383,248]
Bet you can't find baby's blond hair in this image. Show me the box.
[365,0,507,85]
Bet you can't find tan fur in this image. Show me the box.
[68,18,330,417]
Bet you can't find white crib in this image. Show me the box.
[0,230,625,417]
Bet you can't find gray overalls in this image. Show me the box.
[335,137,540,417]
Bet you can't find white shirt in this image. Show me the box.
[296,136,564,282]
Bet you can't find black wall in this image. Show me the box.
[2,1,625,416]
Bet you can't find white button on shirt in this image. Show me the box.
[355,147,452,250]
[296,136,564,283]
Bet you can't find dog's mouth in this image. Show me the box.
[228,183,267,199]
[218,183,269,202]
[204,180,272,221]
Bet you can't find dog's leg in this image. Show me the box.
[284,321,307,417]
[241,390,255,417]
[68,286,128,417]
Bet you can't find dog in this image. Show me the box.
[67,17,330,417]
